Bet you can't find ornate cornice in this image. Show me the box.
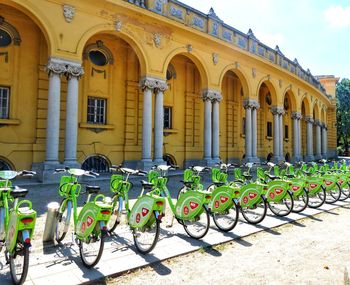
[304,116,314,124]
[66,64,84,79]
[202,89,222,102]
[243,99,260,110]
[140,77,168,92]
[291,111,302,120]
[270,106,284,115]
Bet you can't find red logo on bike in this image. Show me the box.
[87,216,94,227]
[269,192,275,199]
[142,208,149,217]
[325,180,333,186]
[249,192,257,200]
[220,196,229,203]
[136,213,141,223]
[243,196,248,204]
[275,188,283,195]
[310,183,317,188]
[190,202,199,210]
[292,186,300,191]
[184,206,189,215]
[81,222,86,233]
[214,201,220,208]
[338,180,344,185]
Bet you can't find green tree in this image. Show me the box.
[336,78,350,152]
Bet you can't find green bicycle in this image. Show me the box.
[54,167,112,268]
[107,165,166,254]
[151,165,211,239]
[0,170,36,285]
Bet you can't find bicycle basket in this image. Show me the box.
[58,176,74,197]
[110,174,124,193]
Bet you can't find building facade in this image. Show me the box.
[0,0,337,180]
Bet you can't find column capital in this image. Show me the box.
[304,116,314,124]
[291,111,302,120]
[140,76,168,92]
[202,89,222,102]
[243,99,260,110]
[322,123,328,130]
[270,106,284,115]
[45,57,67,76]
[66,63,84,79]
[314,119,322,126]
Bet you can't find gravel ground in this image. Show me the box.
[98,205,350,285]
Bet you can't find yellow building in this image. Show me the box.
[0,0,337,181]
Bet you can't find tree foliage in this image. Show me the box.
[336,78,350,151]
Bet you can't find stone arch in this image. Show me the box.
[163,47,209,88]
[219,64,250,98]
[256,76,278,105]
[77,24,148,76]
[282,86,297,112]
[321,107,326,124]
[300,95,312,116]
[312,100,320,120]
[1,0,54,54]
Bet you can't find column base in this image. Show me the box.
[137,159,155,171]
[184,159,206,169]
[32,161,64,182]
[153,159,166,166]
[304,155,314,162]
[63,160,81,169]
[244,156,260,164]
[291,156,303,163]
[314,154,322,160]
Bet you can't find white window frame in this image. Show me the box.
[164,106,172,129]
[87,97,107,124]
[0,86,10,119]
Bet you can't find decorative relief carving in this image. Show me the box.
[46,57,84,79]
[153,33,161,47]
[270,106,285,115]
[186,44,193,53]
[291,112,302,120]
[222,30,233,42]
[243,99,260,110]
[304,116,314,124]
[114,20,122,31]
[140,77,168,92]
[91,68,106,79]
[0,52,9,63]
[202,89,222,102]
[193,16,204,29]
[252,68,256,78]
[169,6,184,20]
[212,53,219,65]
[62,4,75,23]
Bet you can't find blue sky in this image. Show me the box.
[180,0,350,80]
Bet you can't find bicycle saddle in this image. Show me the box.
[86,185,100,194]
[180,180,193,188]
[213,181,225,187]
[11,187,28,198]
[285,174,295,178]
[141,180,154,189]
[265,173,277,180]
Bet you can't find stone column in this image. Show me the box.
[45,58,66,165]
[154,81,168,164]
[243,102,252,161]
[322,123,328,158]
[291,112,302,161]
[305,116,314,161]
[315,119,322,160]
[64,63,84,167]
[212,93,222,163]
[279,112,284,160]
[271,106,284,162]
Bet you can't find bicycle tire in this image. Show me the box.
[268,191,294,217]
[241,198,267,224]
[107,194,121,234]
[212,201,239,232]
[56,199,71,243]
[9,243,29,285]
[182,206,210,239]
[325,183,341,204]
[308,186,326,208]
[79,230,105,268]
[133,212,160,254]
[339,184,350,201]
[292,188,309,213]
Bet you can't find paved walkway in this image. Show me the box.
[0,186,349,284]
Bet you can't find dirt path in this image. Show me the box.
[100,205,350,285]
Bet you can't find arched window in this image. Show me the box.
[81,155,111,173]
[83,40,113,66]
[0,157,13,170]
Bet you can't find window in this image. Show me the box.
[0,87,10,119]
[89,50,108,66]
[285,125,289,139]
[164,107,172,129]
[267,121,272,137]
[0,29,12,47]
[82,155,110,173]
[87,97,106,124]
[242,117,246,135]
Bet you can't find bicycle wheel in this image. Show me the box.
[133,213,160,254]
[325,184,341,204]
[308,187,326,208]
[339,184,350,201]
[182,206,210,239]
[241,199,267,224]
[56,200,71,243]
[292,189,309,213]
[9,243,29,285]
[212,202,239,232]
[268,191,294,217]
[107,195,121,233]
[79,231,105,268]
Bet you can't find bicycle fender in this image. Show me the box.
[209,186,233,213]
[175,191,204,220]
[265,180,290,203]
